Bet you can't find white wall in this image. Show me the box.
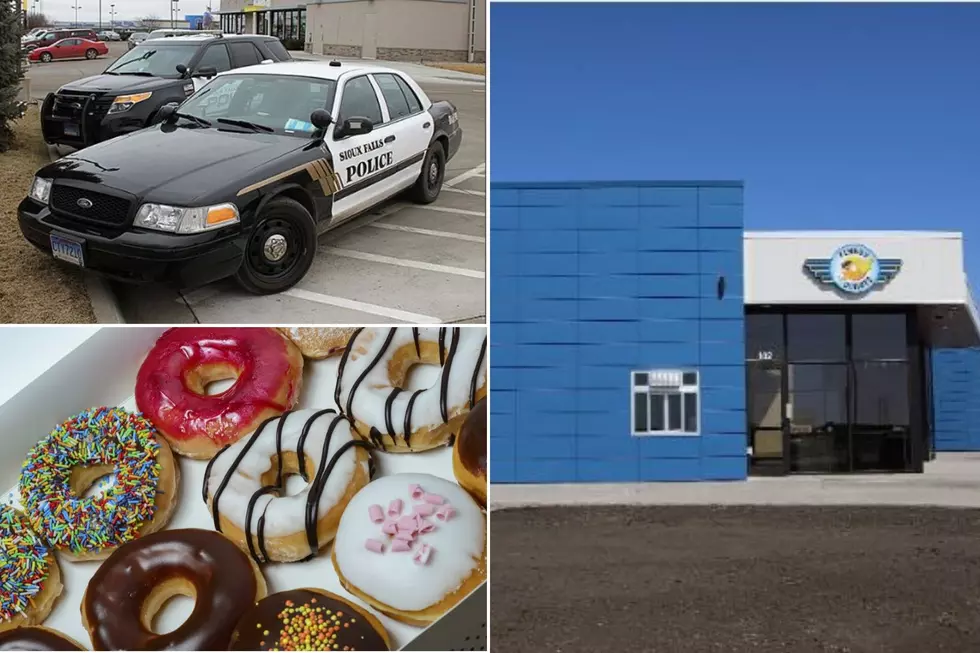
[744,231,968,305]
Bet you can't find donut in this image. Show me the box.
[81,528,267,650]
[335,327,487,452]
[230,588,391,651]
[0,507,62,631]
[203,409,373,563]
[18,407,178,561]
[331,473,487,626]
[136,327,304,459]
[0,627,84,651]
[278,327,358,359]
[453,398,487,506]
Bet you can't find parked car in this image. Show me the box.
[22,28,98,52]
[22,26,52,42]
[40,34,291,148]
[23,60,462,294]
[147,28,220,40]
[28,38,109,63]
[127,32,149,49]
[98,30,122,41]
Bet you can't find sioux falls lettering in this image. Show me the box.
[338,138,385,162]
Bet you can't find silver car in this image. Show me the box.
[127,32,149,49]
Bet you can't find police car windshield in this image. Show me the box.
[104,43,199,77]
[179,74,337,137]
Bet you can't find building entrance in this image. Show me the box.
[745,308,928,475]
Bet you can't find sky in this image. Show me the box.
[32,0,212,23]
[490,2,980,281]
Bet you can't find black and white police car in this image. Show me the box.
[20,60,462,294]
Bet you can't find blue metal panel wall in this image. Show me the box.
[932,348,980,451]
[490,182,747,483]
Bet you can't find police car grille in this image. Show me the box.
[51,91,112,120]
[50,185,132,226]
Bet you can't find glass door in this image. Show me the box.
[747,363,787,475]
[787,363,850,473]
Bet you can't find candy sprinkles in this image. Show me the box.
[19,407,162,554]
[0,506,50,622]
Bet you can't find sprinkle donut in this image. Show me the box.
[19,407,178,561]
[335,327,488,453]
[230,588,391,651]
[278,327,358,359]
[204,409,373,563]
[0,508,63,632]
[332,473,487,626]
[136,327,304,459]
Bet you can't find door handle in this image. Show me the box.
[423,122,431,129]
[384,135,395,144]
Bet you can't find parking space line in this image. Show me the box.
[179,285,224,306]
[416,205,485,217]
[443,186,486,197]
[445,163,486,187]
[283,288,440,323]
[323,247,485,278]
[370,222,486,243]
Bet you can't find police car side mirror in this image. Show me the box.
[157,102,179,123]
[337,116,372,139]
[194,66,218,78]
[176,63,188,77]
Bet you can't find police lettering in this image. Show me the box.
[338,138,386,162]
[346,151,393,183]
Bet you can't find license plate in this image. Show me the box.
[64,123,79,137]
[50,233,84,267]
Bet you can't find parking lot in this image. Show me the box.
[27,43,486,324]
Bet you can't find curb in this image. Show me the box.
[47,145,127,324]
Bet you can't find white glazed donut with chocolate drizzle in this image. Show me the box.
[335,327,488,453]
[202,409,373,563]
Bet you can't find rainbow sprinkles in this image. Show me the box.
[0,506,50,623]
[19,407,162,554]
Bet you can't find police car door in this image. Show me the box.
[369,72,433,192]
[329,74,399,222]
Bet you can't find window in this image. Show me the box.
[229,42,262,68]
[264,39,290,61]
[787,313,846,362]
[196,44,232,73]
[852,313,907,361]
[59,39,79,46]
[374,73,413,120]
[394,75,422,113]
[105,43,199,77]
[631,369,700,436]
[337,75,383,126]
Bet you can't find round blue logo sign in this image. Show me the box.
[828,243,880,294]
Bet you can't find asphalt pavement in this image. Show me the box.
[27,43,486,324]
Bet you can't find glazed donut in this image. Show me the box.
[332,473,487,626]
[0,627,84,651]
[278,327,358,359]
[230,588,391,651]
[82,528,267,650]
[335,327,487,452]
[19,407,178,561]
[204,409,373,563]
[136,327,304,459]
[453,398,487,506]
[0,507,62,631]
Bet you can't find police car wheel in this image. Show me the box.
[234,197,315,295]
[410,141,445,205]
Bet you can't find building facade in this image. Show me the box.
[490,181,980,484]
[218,0,485,61]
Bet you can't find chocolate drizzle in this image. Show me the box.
[438,327,447,365]
[334,327,365,411]
[412,327,421,358]
[0,628,83,651]
[345,328,397,420]
[439,328,461,423]
[470,334,487,408]
[383,386,403,437]
[403,389,423,447]
[204,411,373,563]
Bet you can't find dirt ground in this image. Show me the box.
[426,62,486,76]
[491,505,980,653]
[0,106,95,324]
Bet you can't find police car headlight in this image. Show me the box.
[29,177,51,204]
[134,203,240,234]
[108,92,153,114]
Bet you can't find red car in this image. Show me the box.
[29,38,108,63]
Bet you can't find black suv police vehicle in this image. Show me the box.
[40,34,291,149]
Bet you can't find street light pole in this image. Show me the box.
[98,0,101,30]
[72,4,81,27]
[110,3,114,29]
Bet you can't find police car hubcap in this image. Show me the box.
[263,235,288,262]
[428,161,439,186]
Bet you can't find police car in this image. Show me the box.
[19,60,462,294]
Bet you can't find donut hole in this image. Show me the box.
[184,362,241,397]
[142,578,197,635]
[69,464,116,499]
[260,451,317,497]
[387,342,443,391]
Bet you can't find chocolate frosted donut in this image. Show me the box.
[0,627,84,651]
[81,528,267,650]
[230,588,390,651]
[453,398,487,505]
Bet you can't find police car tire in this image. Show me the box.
[234,197,316,295]
[410,141,445,205]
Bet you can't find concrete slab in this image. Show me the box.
[490,453,980,510]
[381,209,486,238]
[328,221,485,273]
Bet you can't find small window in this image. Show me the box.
[263,39,290,61]
[229,42,262,68]
[394,75,422,113]
[631,369,700,436]
[196,44,232,73]
[337,75,383,126]
[374,73,414,120]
